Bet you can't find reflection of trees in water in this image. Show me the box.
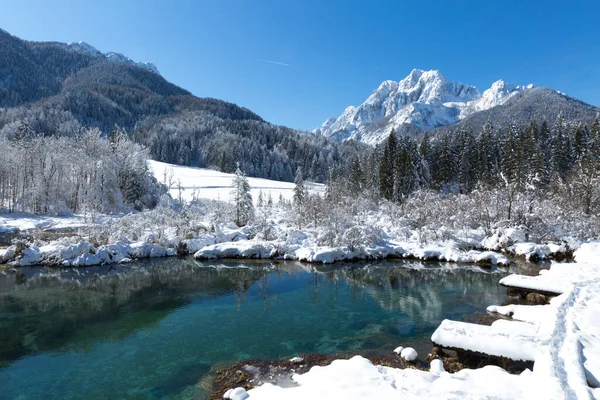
[0,259,506,368]
[0,259,273,366]
[307,262,506,324]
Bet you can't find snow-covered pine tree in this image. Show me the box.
[434,133,457,189]
[348,157,364,195]
[365,149,380,202]
[551,115,571,181]
[231,165,254,226]
[293,167,307,206]
[257,189,264,208]
[379,130,397,200]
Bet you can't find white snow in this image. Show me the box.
[431,319,539,361]
[243,355,535,399]
[400,347,418,361]
[509,242,566,261]
[148,160,325,205]
[574,242,600,264]
[290,357,304,364]
[500,261,600,295]
[429,359,445,376]
[0,213,88,234]
[8,239,176,267]
[193,240,508,266]
[65,41,160,74]
[224,387,250,400]
[194,241,278,260]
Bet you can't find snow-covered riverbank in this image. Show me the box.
[0,160,587,269]
[221,245,600,400]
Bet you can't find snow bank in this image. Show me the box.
[488,262,600,398]
[431,319,538,361]
[509,242,566,261]
[184,235,217,253]
[240,261,600,399]
[0,213,88,233]
[574,241,600,264]
[191,239,508,266]
[9,240,176,267]
[481,227,567,260]
[241,355,534,399]
[500,262,600,295]
[295,247,357,263]
[482,227,527,250]
[194,241,279,260]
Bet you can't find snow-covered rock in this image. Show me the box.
[573,241,600,264]
[185,235,217,253]
[509,242,566,261]
[429,359,445,376]
[315,69,532,145]
[400,347,418,361]
[223,387,249,400]
[482,226,527,251]
[290,357,304,363]
[194,241,279,260]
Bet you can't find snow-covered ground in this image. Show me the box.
[0,161,578,268]
[0,213,89,234]
[148,160,325,204]
[223,245,600,400]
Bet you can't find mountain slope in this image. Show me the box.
[315,69,598,145]
[0,29,366,183]
[433,87,599,134]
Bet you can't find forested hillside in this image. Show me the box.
[0,29,366,186]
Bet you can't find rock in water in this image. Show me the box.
[400,347,418,361]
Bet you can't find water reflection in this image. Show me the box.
[0,258,510,399]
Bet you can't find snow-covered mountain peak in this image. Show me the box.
[66,41,160,75]
[314,70,532,145]
[67,41,103,57]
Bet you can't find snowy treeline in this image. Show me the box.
[332,116,600,216]
[131,113,366,182]
[0,125,165,215]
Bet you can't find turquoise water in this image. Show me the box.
[0,259,510,399]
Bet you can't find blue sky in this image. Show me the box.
[1,0,599,130]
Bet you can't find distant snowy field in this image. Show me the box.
[148,160,325,204]
[0,213,88,234]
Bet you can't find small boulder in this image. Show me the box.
[393,346,404,355]
[526,292,548,305]
[427,346,442,362]
[400,347,418,361]
[223,387,249,400]
[289,356,304,364]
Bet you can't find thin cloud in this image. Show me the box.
[257,59,290,67]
